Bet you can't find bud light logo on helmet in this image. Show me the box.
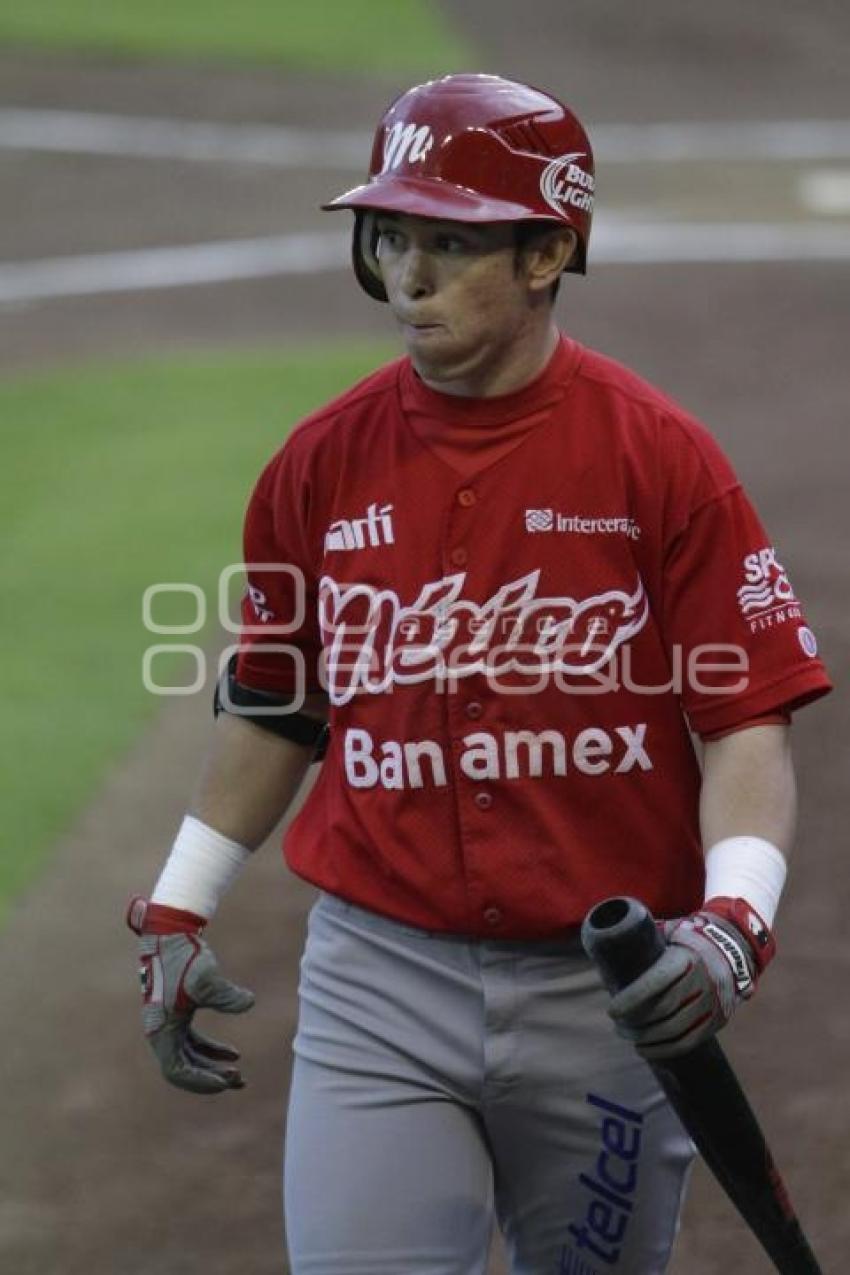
[540,153,595,218]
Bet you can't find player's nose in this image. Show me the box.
[398,247,435,298]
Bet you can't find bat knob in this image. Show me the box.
[581,895,666,993]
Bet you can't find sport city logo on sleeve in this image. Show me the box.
[737,546,798,629]
[736,547,818,657]
[558,1092,645,1273]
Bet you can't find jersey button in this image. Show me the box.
[449,546,468,567]
[483,906,503,926]
[457,488,477,508]
[474,791,493,810]
[465,701,483,720]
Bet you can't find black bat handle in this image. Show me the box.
[580,895,665,991]
[581,896,823,1275]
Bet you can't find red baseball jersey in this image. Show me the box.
[236,337,831,937]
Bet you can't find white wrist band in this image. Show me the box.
[151,815,252,919]
[703,835,787,927]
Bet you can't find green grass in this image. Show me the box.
[0,0,474,74]
[0,341,393,917]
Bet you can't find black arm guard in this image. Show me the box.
[214,654,329,758]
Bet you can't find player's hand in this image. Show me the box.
[607,896,776,1061]
[126,896,255,1094]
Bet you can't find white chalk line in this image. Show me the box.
[0,232,351,303]
[0,109,366,167]
[593,120,850,164]
[2,223,849,305]
[2,109,850,167]
[798,169,850,215]
[593,220,850,263]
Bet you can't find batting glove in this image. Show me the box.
[127,896,255,1094]
[607,896,776,1061]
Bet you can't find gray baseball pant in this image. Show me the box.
[284,892,694,1274]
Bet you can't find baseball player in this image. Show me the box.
[128,74,832,1273]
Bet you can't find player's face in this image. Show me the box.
[375,213,561,396]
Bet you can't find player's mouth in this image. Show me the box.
[400,319,445,337]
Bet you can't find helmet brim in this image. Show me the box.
[322,174,564,225]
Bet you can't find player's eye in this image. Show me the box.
[377,227,404,254]
[435,233,471,254]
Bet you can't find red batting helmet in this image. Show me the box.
[322,73,595,301]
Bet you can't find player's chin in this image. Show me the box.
[401,328,464,372]
[402,323,476,364]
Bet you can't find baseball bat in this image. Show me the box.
[581,896,822,1274]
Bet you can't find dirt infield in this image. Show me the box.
[1,5,848,1271]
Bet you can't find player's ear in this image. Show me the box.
[522,227,577,294]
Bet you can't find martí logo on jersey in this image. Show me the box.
[325,503,395,552]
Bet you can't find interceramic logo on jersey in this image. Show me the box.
[325,503,395,552]
[525,508,555,532]
[525,509,641,540]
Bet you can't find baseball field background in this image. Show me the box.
[1,3,847,1271]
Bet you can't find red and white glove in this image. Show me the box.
[608,897,776,1061]
[127,896,255,1094]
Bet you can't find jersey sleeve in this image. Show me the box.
[234,443,324,696]
[659,419,831,737]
